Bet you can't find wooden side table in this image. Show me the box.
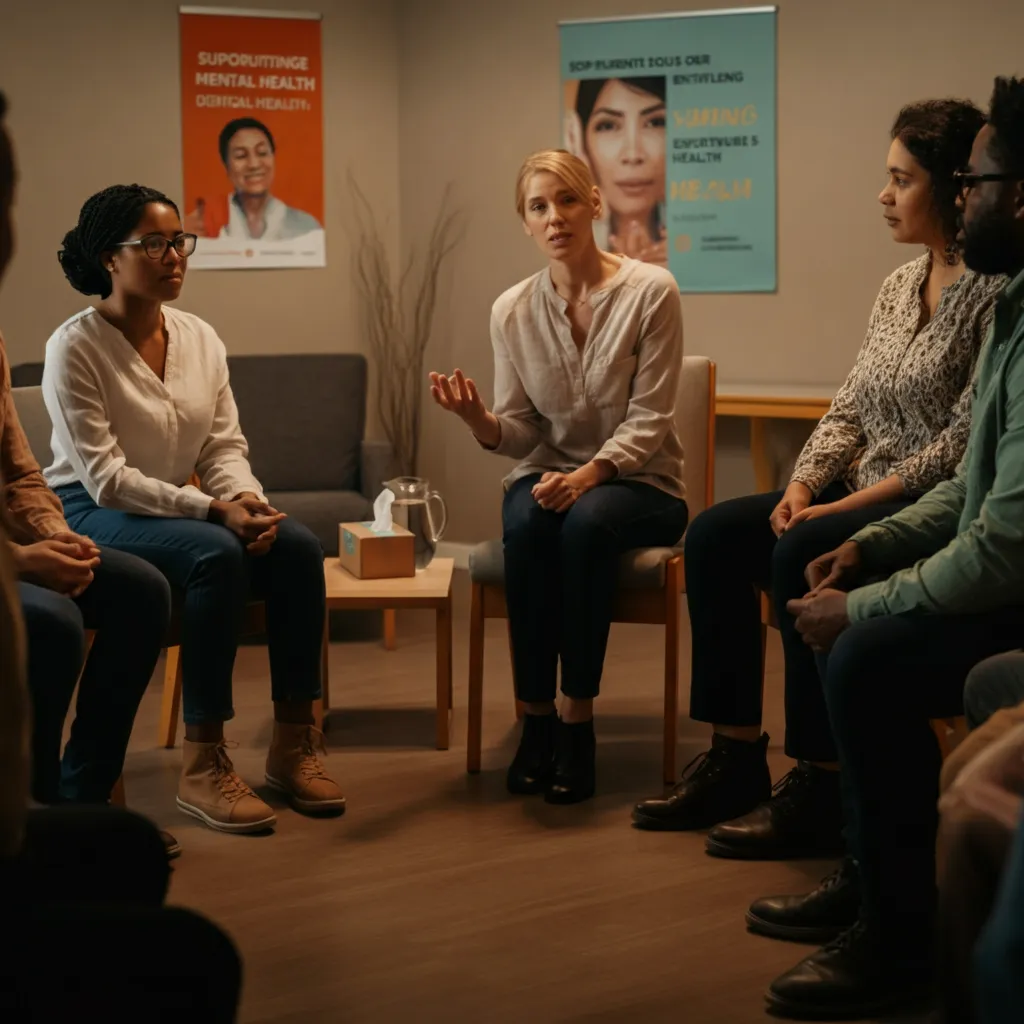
[321,557,455,749]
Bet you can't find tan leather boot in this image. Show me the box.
[266,723,346,814]
[177,739,277,833]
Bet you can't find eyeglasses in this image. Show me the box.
[115,233,197,259]
[953,171,1020,198]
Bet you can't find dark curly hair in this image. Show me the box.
[891,99,986,244]
[58,184,180,299]
[988,76,1024,177]
[218,117,275,165]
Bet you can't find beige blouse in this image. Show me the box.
[487,256,686,499]
[792,254,1005,496]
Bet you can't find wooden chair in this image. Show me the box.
[466,356,717,785]
[758,591,969,759]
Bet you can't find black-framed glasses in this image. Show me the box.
[115,233,197,259]
[953,171,1020,198]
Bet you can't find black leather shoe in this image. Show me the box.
[746,858,859,943]
[631,732,771,831]
[705,762,844,859]
[765,919,932,1020]
[507,711,557,794]
[545,718,596,805]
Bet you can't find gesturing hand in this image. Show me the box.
[532,472,581,513]
[805,541,864,595]
[786,588,851,653]
[428,369,488,427]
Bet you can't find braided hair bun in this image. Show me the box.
[57,184,180,298]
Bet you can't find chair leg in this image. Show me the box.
[110,775,127,807]
[158,646,183,749]
[467,582,485,773]
[663,560,683,785]
[506,620,525,721]
[383,609,397,650]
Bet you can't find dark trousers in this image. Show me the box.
[58,483,325,724]
[684,485,912,761]
[502,475,688,701]
[1,805,240,1021]
[18,547,170,803]
[819,609,1024,944]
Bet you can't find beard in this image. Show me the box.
[962,203,1019,276]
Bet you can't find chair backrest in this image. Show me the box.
[225,353,368,493]
[10,362,44,388]
[11,386,54,470]
[676,355,716,519]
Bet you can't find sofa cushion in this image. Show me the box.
[468,537,685,591]
[266,489,373,557]
[227,354,367,493]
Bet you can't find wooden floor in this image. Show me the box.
[115,571,911,1023]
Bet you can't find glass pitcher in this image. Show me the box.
[382,476,448,570]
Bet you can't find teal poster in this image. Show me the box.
[559,7,777,293]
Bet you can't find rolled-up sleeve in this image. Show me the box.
[594,282,683,476]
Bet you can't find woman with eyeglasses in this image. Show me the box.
[40,184,344,836]
[633,99,1007,870]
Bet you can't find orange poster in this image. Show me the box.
[179,6,324,269]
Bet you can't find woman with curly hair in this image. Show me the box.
[633,99,1006,857]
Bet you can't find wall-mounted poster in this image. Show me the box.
[179,6,324,269]
[559,7,777,293]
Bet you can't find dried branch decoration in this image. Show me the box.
[346,171,465,475]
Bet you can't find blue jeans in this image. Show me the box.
[502,475,688,701]
[818,607,1024,948]
[57,483,325,725]
[18,547,170,803]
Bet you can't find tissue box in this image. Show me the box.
[338,522,416,579]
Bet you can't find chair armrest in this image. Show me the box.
[359,440,400,501]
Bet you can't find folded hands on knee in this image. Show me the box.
[208,494,286,556]
[12,531,101,597]
[786,540,865,652]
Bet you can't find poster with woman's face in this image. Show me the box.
[563,77,668,268]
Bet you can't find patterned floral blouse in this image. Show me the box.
[791,254,1006,497]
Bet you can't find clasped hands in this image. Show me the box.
[785,541,864,654]
[13,531,102,597]
[209,493,286,556]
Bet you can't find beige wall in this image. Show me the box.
[0,0,400,373]
[3,1,1022,544]
[399,0,1024,542]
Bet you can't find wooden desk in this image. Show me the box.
[321,557,455,749]
[716,388,833,493]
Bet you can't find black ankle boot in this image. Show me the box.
[507,711,557,794]
[545,718,596,805]
[631,732,771,831]
[705,762,844,859]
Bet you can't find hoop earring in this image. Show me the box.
[943,241,960,266]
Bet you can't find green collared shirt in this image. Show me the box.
[847,266,1024,621]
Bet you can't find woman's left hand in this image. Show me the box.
[532,472,582,513]
[785,501,847,531]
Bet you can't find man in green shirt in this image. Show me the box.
[759,76,1024,1020]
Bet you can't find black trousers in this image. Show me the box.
[0,805,241,1021]
[684,485,912,760]
[503,474,688,701]
[820,609,1024,945]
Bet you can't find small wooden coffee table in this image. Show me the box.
[320,557,455,749]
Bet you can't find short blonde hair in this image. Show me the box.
[514,149,595,218]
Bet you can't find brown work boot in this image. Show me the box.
[265,722,346,815]
[177,739,277,834]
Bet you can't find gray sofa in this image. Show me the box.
[12,353,395,557]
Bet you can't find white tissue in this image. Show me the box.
[371,488,395,532]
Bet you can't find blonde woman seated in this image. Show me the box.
[429,150,688,804]
[42,184,345,835]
